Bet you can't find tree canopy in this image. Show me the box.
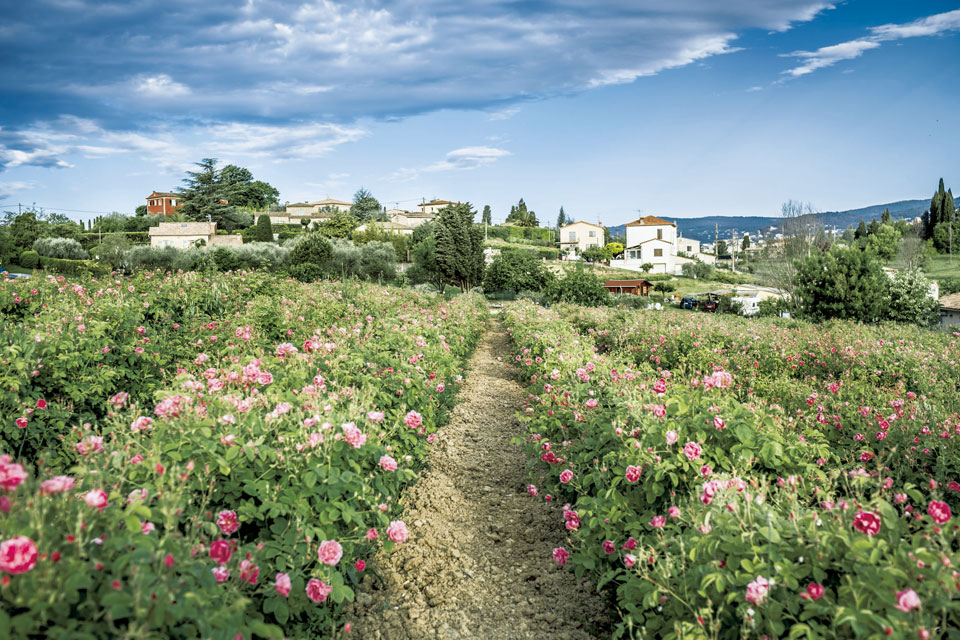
[505,198,539,227]
[177,158,277,230]
[349,188,383,223]
[434,203,484,290]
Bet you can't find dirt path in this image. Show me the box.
[347,325,610,640]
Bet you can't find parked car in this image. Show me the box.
[701,299,718,312]
[680,297,698,309]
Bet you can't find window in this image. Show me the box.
[568,232,576,242]
[654,248,663,257]
[657,229,663,240]
[686,245,692,252]
[588,230,596,237]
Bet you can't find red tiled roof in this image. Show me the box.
[625,215,675,227]
[603,279,652,287]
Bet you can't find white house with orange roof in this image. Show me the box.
[611,215,715,274]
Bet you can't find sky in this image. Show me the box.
[0,0,958,226]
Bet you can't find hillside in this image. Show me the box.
[604,199,929,243]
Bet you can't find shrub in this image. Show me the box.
[289,234,333,271]
[543,266,607,306]
[288,263,324,282]
[213,247,241,272]
[33,237,89,260]
[38,256,110,277]
[483,251,555,293]
[329,239,362,278]
[716,292,744,315]
[255,214,274,242]
[18,250,39,269]
[359,241,397,281]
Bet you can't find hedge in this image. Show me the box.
[78,232,149,250]
[38,256,111,277]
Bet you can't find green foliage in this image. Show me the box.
[349,187,382,223]
[351,222,409,261]
[716,239,728,256]
[135,204,148,216]
[482,251,555,293]
[484,224,553,243]
[287,262,324,282]
[863,223,901,261]
[407,233,445,292]
[543,265,607,306]
[887,268,939,326]
[254,214,274,242]
[32,237,88,260]
[795,245,890,323]
[212,247,241,272]
[289,233,333,271]
[19,250,39,269]
[716,292,744,315]
[434,203,484,291]
[653,280,677,295]
[482,205,492,226]
[91,234,132,269]
[557,206,566,229]
[358,241,397,281]
[681,260,715,280]
[640,262,654,273]
[316,211,358,239]
[504,198,539,227]
[38,256,110,277]
[177,159,275,231]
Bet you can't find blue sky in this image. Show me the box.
[1,0,958,225]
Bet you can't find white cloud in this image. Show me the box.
[134,74,191,97]
[782,9,960,78]
[487,107,520,121]
[425,146,511,172]
[0,180,38,201]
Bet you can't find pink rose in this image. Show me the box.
[622,537,637,550]
[665,430,678,445]
[318,540,343,566]
[649,515,666,529]
[601,540,615,554]
[15,417,27,429]
[387,520,408,543]
[306,578,332,603]
[559,469,574,484]
[624,553,636,568]
[713,415,725,430]
[36,398,47,410]
[355,559,366,572]
[745,576,770,605]
[553,547,570,565]
[212,566,230,583]
[216,510,240,535]
[131,416,153,432]
[0,536,38,574]
[928,500,951,524]
[209,540,232,565]
[625,465,642,483]
[366,528,378,541]
[404,411,422,429]
[164,554,175,568]
[668,506,680,519]
[527,484,538,497]
[84,489,108,510]
[852,510,881,535]
[379,455,398,472]
[700,465,712,477]
[894,588,921,612]
[0,456,29,492]
[275,572,292,597]
[239,559,259,585]
[805,583,824,600]
[683,442,702,461]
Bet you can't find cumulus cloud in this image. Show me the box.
[1,0,832,129]
[782,8,960,77]
[425,146,511,172]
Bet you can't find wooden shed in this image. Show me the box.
[602,279,653,297]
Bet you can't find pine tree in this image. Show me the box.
[868,219,880,236]
[557,206,566,229]
[881,208,891,225]
[855,220,867,239]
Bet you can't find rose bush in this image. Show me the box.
[0,271,486,638]
[505,301,960,639]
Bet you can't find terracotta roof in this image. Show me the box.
[312,198,351,206]
[422,200,455,206]
[940,293,960,310]
[625,215,675,227]
[560,221,605,230]
[603,279,652,287]
[147,191,178,198]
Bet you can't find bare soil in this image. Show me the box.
[347,325,610,640]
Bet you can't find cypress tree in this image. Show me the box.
[255,213,274,242]
[481,205,492,225]
[881,208,891,225]
[855,220,867,239]
[557,206,566,229]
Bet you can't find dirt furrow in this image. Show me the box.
[347,325,610,640]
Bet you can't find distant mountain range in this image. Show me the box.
[603,199,930,244]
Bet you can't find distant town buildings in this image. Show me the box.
[146,191,182,216]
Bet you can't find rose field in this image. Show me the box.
[2,272,960,640]
[0,271,486,638]
[504,301,960,639]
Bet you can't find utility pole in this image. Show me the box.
[731,228,737,272]
[714,223,719,257]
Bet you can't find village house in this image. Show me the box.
[355,220,415,236]
[418,200,457,215]
[602,279,653,296]
[148,222,242,249]
[558,221,605,255]
[939,293,960,330]
[146,191,182,216]
[611,215,715,275]
[285,198,352,216]
[390,210,437,228]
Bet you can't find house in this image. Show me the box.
[602,279,652,296]
[285,198,352,217]
[559,221,605,255]
[611,215,715,275]
[390,210,437,228]
[355,220,414,236]
[146,191,182,216]
[939,293,960,330]
[148,222,242,249]
[418,200,457,215]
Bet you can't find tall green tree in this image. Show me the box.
[880,208,891,225]
[505,198,538,227]
[254,214,274,242]
[795,245,890,323]
[349,187,382,223]
[855,220,867,239]
[481,205,492,226]
[219,164,280,210]
[741,233,750,252]
[177,158,257,231]
[557,206,566,229]
[407,232,445,291]
[716,239,728,256]
[434,203,484,290]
